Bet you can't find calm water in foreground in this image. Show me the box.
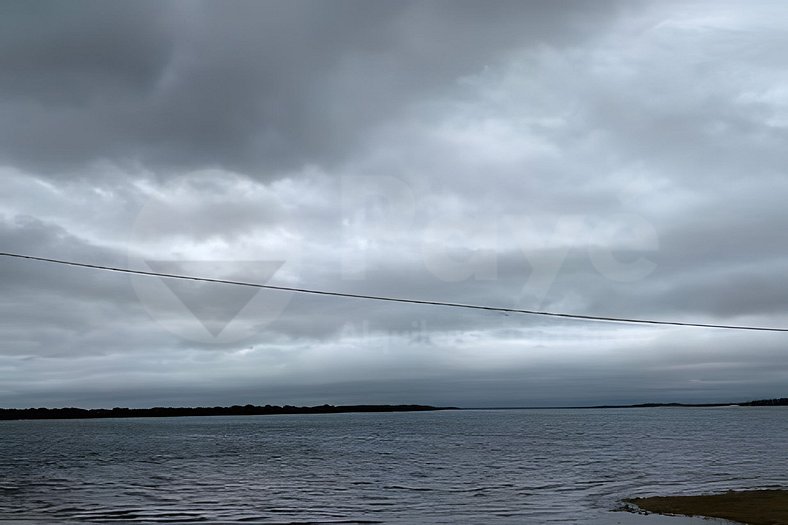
[1,408,786,524]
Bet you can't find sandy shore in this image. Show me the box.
[625,489,788,525]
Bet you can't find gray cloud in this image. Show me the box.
[0,0,625,176]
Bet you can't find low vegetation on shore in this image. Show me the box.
[625,489,788,525]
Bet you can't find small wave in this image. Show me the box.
[382,485,433,492]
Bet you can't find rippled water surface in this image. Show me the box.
[1,408,786,524]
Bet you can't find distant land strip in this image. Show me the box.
[0,404,455,421]
[3,398,786,420]
[581,397,788,409]
[466,397,788,410]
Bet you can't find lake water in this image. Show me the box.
[1,408,786,524]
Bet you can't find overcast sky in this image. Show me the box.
[2,0,788,408]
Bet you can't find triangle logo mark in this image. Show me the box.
[143,260,284,337]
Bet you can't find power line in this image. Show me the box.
[1,250,787,332]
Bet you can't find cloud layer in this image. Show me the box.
[1,1,788,407]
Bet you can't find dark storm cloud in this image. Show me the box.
[0,1,173,102]
[0,0,625,176]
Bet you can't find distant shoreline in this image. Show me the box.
[0,404,456,421]
[2,397,785,420]
[580,397,788,409]
[467,397,788,410]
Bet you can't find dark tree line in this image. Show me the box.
[740,397,788,406]
[0,404,450,421]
